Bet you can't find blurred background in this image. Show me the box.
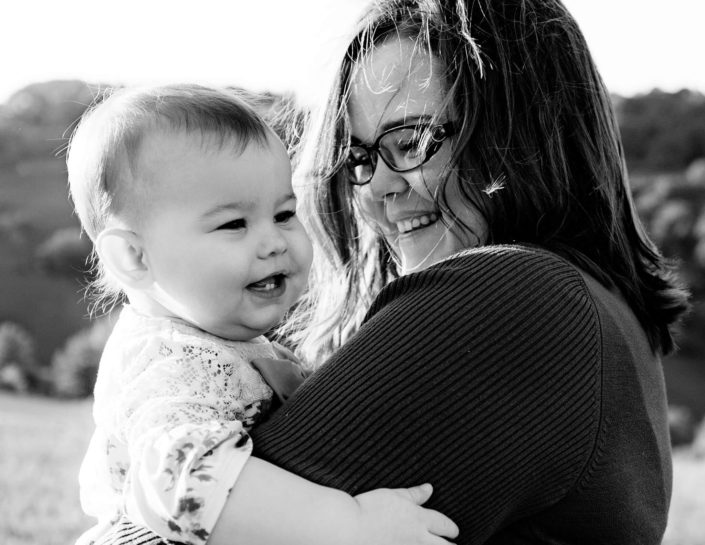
[0,1,703,544]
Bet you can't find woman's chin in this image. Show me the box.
[395,223,466,274]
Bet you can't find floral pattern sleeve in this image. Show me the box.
[112,331,273,545]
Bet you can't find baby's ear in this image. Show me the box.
[96,228,151,289]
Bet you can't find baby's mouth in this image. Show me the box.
[247,273,286,297]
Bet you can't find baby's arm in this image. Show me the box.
[113,335,268,544]
[251,342,310,404]
[210,456,458,545]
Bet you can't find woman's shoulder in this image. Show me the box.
[438,244,579,275]
[373,244,590,310]
[365,244,600,357]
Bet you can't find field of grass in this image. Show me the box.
[668,448,705,545]
[1,392,704,545]
[0,393,93,545]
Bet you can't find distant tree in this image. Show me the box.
[685,158,705,186]
[51,317,114,398]
[0,80,101,165]
[633,163,705,359]
[650,200,696,255]
[0,322,37,392]
[694,211,705,269]
[615,89,705,173]
[5,80,96,127]
[668,405,697,446]
[0,210,33,247]
[0,123,26,165]
[35,226,93,278]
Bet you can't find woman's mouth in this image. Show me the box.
[395,212,439,235]
[247,273,286,298]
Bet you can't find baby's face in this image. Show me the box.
[135,130,313,340]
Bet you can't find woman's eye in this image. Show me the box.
[275,210,296,224]
[396,135,424,156]
[217,219,246,231]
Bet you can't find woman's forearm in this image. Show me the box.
[209,456,358,545]
[208,457,457,545]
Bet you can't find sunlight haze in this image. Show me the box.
[2,0,704,105]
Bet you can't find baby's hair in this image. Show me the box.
[66,83,271,312]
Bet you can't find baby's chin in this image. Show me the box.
[197,319,275,342]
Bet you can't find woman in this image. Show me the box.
[98,0,689,543]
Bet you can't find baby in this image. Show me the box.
[68,85,455,545]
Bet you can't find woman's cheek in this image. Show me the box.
[444,181,489,247]
[355,188,395,236]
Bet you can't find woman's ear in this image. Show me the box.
[96,228,152,289]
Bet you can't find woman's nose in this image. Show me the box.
[368,158,408,201]
[257,227,288,259]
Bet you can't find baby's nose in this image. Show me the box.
[257,228,287,258]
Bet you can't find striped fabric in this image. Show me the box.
[91,516,175,545]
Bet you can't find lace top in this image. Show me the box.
[77,305,276,545]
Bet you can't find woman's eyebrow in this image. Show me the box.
[351,114,435,143]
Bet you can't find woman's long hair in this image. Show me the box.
[282,0,690,364]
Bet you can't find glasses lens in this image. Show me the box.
[346,145,374,185]
[379,126,434,171]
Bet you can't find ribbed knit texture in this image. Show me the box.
[253,245,602,542]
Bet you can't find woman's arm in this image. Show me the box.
[210,457,457,545]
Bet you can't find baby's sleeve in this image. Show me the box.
[117,336,257,545]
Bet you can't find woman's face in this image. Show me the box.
[347,36,488,274]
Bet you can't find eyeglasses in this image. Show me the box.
[344,121,455,186]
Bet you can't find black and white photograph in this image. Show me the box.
[1,1,704,544]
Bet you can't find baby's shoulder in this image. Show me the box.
[110,311,271,378]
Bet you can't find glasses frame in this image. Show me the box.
[345,121,456,186]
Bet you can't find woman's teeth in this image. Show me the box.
[396,213,438,234]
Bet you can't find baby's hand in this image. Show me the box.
[352,483,459,545]
[252,342,310,403]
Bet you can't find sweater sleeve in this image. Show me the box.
[252,246,602,543]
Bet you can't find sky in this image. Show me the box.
[2,0,704,106]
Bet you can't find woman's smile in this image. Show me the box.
[395,212,439,235]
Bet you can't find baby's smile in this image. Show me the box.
[246,273,287,299]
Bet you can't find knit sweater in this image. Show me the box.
[252,245,672,544]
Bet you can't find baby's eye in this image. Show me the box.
[275,210,296,224]
[217,218,246,231]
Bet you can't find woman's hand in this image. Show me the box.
[352,484,459,545]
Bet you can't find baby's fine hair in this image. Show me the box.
[66,83,270,310]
